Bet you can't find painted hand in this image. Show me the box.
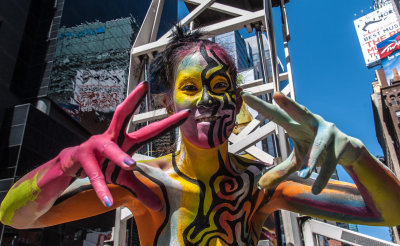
[241,92,363,194]
[59,81,189,210]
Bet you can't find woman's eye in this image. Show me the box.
[213,82,228,90]
[182,84,197,92]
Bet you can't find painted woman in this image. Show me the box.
[1,28,400,245]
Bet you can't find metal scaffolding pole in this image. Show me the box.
[255,25,280,158]
[264,0,289,160]
[264,0,300,245]
[279,0,295,101]
[143,56,152,156]
[255,25,271,87]
[264,0,279,92]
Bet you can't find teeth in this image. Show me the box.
[196,116,220,122]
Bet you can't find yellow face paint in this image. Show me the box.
[174,67,203,108]
[173,49,238,149]
[0,173,41,225]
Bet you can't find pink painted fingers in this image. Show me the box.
[62,81,190,210]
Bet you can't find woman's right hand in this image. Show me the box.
[58,81,189,211]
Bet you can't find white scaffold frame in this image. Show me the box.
[301,218,399,246]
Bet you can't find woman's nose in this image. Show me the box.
[197,89,219,108]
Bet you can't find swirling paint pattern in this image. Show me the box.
[170,152,265,246]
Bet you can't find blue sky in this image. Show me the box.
[178,0,392,242]
[280,1,390,241]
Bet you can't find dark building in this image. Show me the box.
[371,69,400,177]
[0,0,177,245]
[381,83,400,160]
[380,82,400,244]
[0,0,90,201]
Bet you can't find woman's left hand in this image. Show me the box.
[241,92,364,194]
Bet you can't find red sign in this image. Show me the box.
[377,32,400,59]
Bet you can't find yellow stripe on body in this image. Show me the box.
[0,173,41,225]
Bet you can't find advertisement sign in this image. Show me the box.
[377,32,400,84]
[83,231,112,246]
[354,4,400,67]
[73,69,125,113]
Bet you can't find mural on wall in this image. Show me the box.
[73,69,125,113]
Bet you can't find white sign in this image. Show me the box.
[83,231,112,246]
[354,4,400,67]
[73,69,126,112]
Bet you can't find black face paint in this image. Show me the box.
[198,44,237,148]
[178,151,266,245]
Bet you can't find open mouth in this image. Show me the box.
[196,116,221,122]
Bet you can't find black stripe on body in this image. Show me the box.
[134,166,171,246]
[117,92,147,146]
[54,184,94,206]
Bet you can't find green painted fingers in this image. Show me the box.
[241,91,361,194]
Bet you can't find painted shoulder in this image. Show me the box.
[135,152,174,171]
[229,152,270,172]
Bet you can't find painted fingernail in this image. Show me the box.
[137,81,148,87]
[299,167,309,178]
[311,185,321,195]
[123,157,136,166]
[103,196,112,207]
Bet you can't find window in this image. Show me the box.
[396,111,400,122]
[390,95,396,106]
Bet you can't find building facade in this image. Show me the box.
[245,34,273,80]
[381,84,400,158]
[48,17,139,134]
[212,30,253,71]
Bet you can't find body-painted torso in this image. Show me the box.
[128,44,273,245]
[129,140,272,246]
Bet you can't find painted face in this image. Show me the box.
[173,44,237,149]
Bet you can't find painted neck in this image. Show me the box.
[176,134,230,181]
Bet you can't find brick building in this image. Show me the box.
[371,69,400,243]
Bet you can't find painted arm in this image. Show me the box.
[242,92,400,226]
[0,81,189,229]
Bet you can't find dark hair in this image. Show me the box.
[149,25,237,95]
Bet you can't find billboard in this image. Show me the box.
[49,18,135,134]
[377,32,400,84]
[73,69,125,113]
[354,4,400,67]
